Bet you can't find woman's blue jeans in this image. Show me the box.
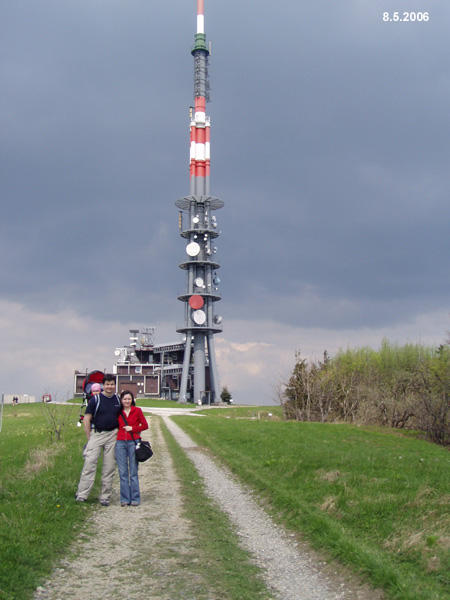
[115,440,140,505]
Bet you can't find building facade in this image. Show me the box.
[73,328,212,402]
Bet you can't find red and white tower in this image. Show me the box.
[176,0,223,404]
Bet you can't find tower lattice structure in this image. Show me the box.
[176,0,223,404]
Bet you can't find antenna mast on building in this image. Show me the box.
[176,0,223,404]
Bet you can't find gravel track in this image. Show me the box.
[33,413,383,600]
[163,416,384,600]
[34,418,216,600]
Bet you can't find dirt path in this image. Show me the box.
[34,414,383,600]
[34,418,217,600]
[163,417,384,600]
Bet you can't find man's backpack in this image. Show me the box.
[78,370,105,426]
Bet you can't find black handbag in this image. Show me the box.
[120,411,153,462]
[134,439,153,462]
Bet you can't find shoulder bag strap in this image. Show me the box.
[89,394,101,430]
[120,411,138,444]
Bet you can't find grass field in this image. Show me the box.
[135,398,194,408]
[173,413,450,600]
[2,402,448,600]
[0,404,97,600]
[198,405,283,420]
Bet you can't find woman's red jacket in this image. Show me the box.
[117,406,149,441]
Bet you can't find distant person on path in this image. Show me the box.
[75,374,121,506]
[116,390,149,506]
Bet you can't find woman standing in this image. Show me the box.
[115,390,149,506]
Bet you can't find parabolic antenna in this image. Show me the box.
[189,295,204,309]
[194,277,204,287]
[192,309,206,325]
[114,349,121,356]
[186,242,200,257]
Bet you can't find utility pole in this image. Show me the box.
[176,0,223,404]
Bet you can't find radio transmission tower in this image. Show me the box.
[176,0,223,404]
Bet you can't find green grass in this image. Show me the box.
[0,404,98,600]
[136,398,194,408]
[172,414,450,600]
[197,405,283,420]
[67,397,84,404]
[161,419,271,599]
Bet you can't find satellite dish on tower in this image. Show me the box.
[189,295,204,309]
[192,309,206,325]
[186,242,200,256]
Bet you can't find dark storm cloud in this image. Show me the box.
[208,1,450,328]
[0,0,192,318]
[1,0,449,333]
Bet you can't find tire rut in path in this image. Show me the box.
[163,416,385,600]
[34,418,216,600]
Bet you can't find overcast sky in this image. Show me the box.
[1,0,449,404]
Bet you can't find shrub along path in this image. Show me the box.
[33,414,383,600]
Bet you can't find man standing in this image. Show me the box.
[76,374,121,506]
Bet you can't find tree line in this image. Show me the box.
[282,339,449,445]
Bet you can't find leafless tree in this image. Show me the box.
[41,391,77,442]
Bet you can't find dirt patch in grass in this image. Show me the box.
[316,469,341,482]
[384,512,450,578]
[320,496,337,512]
[5,412,32,418]
[437,535,450,550]
[21,446,62,478]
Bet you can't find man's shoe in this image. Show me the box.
[121,503,129,507]
[100,500,109,506]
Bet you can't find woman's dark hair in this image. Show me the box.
[120,390,136,406]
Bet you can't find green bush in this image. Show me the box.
[283,340,449,445]
[220,386,232,404]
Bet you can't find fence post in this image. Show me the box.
[0,394,4,433]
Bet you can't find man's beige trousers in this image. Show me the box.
[76,429,118,502]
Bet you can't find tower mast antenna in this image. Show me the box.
[176,0,224,405]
